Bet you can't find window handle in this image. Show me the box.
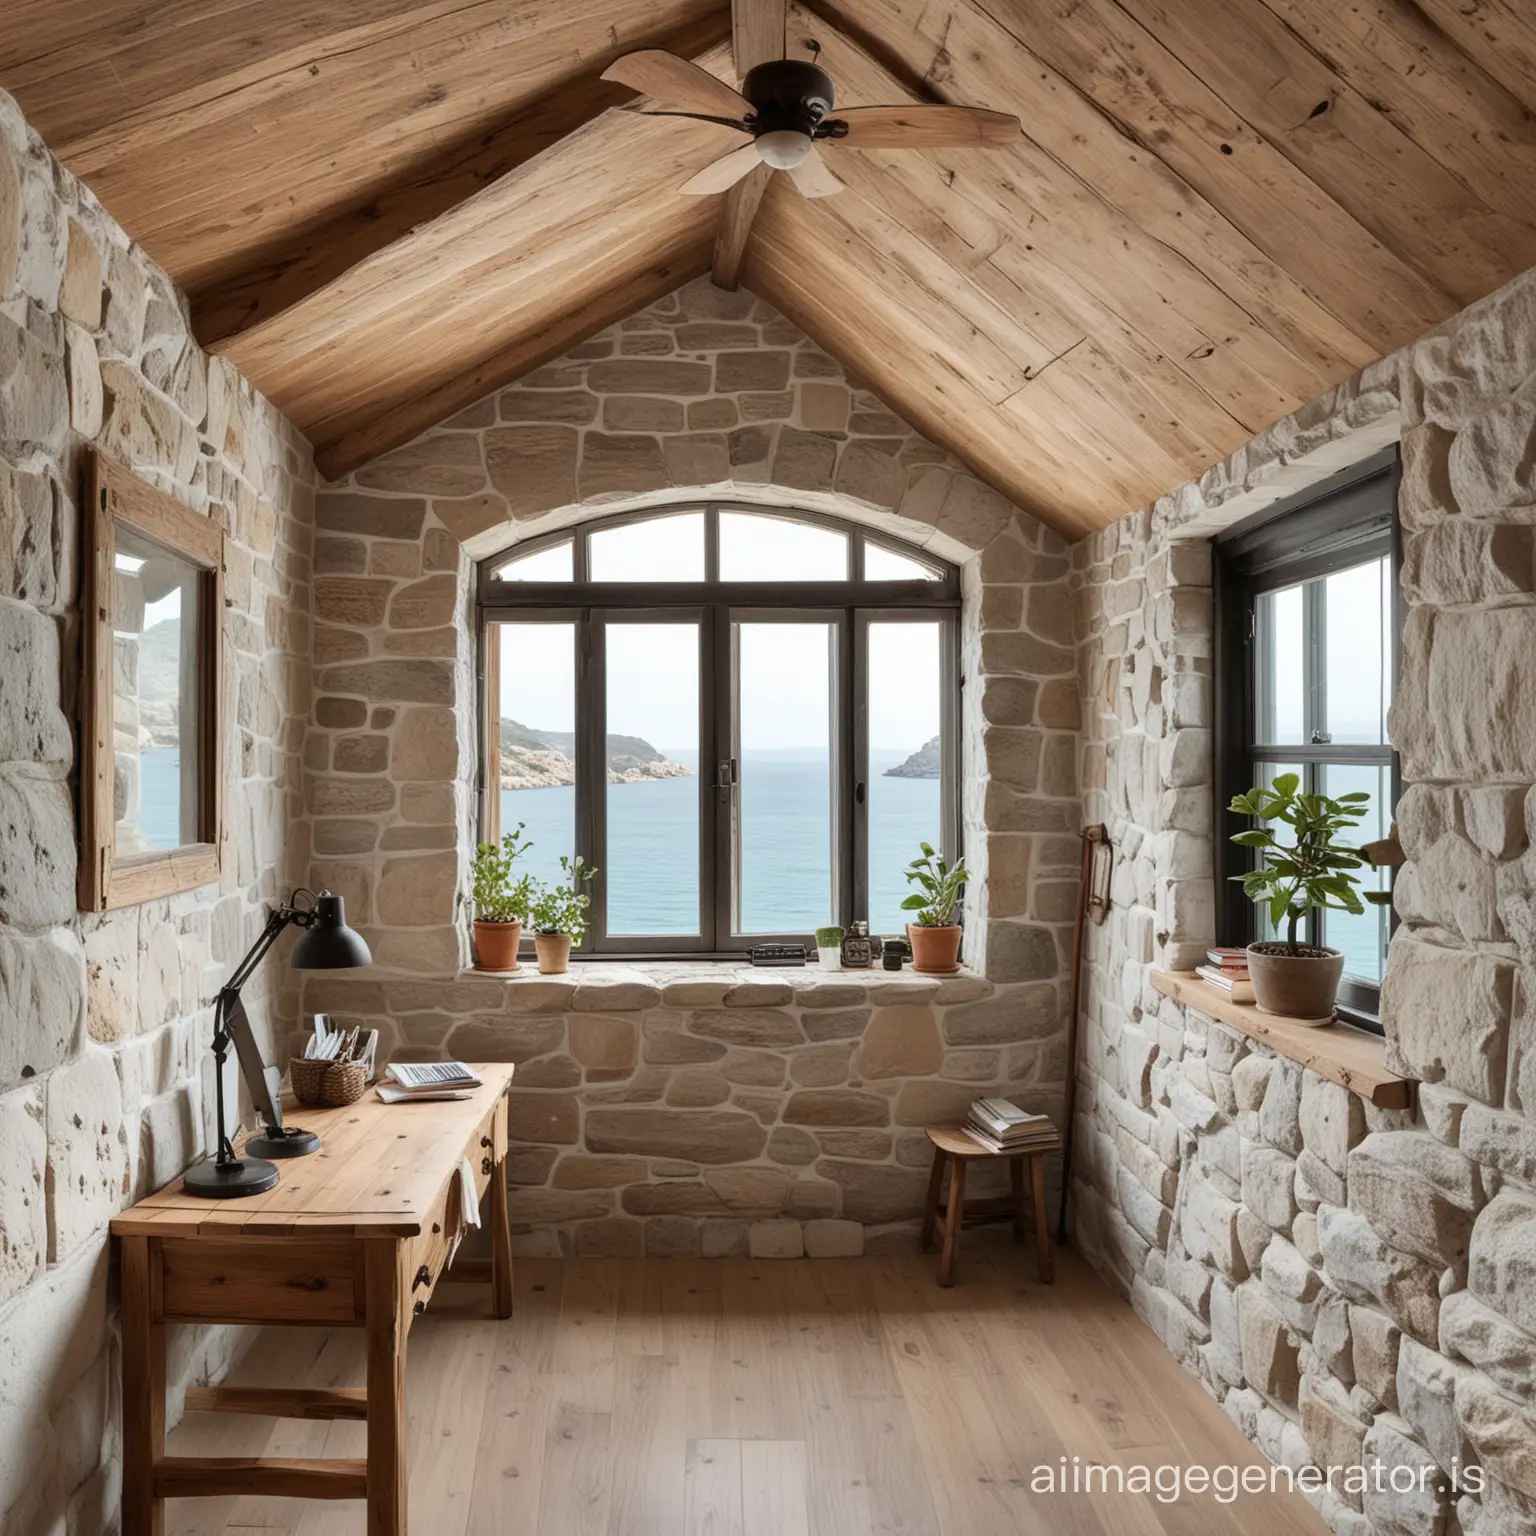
[1310,729,1332,744]
[716,759,737,800]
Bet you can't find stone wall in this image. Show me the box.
[1071,266,1536,1536]
[0,88,314,1533]
[297,276,1082,1256]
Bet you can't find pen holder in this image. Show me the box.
[290,1057,367,1109]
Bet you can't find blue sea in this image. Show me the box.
[137,747,183,849]
[503,748,940,938]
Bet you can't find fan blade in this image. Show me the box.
[830,105,1021,149]
[788,146,843,199]
[602,50,752,120]
[679,141,766,196]
[733,0,786,78]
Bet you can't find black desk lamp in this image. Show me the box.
[184,888,372,1200]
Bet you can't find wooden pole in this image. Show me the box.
[1057,823,1108,1243]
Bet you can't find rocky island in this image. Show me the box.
[499,718,691,789]
[884,735,941,779]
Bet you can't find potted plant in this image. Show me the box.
[1228,774,1387,1021]
[470,823,534,972]
[815,926,844,972]
[901,842,970,974]
[528,855,596,974]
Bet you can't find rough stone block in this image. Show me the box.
[1319,1205,1441,1345]
[45,1049,126,1262]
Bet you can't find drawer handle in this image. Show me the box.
[481,1135,493,1148]
[481,1156,492,1176]
[413,1299,426,1317]
[412,1265,432,1291]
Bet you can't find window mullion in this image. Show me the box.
[577,612,605,953]
[846,611,865,931]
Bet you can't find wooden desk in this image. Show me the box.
[109,1064,515,1536]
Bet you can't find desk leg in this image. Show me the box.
[490,1158,514,1320]
[121,1235,165,1536]
[1031,1157,1054,1284]
[365,1241,408,1536]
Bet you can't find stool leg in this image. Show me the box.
[939,1158,967,1287]
[1030,1156,1054,1284]
[920,1149,946,1252]
[1010,1157,1026,1244]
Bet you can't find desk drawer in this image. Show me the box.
[406,1097,503,1315]
[159,1237,362,1325]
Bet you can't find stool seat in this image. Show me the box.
[920,1122,1058,1287]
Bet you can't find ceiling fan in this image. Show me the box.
[600,10,1020,202]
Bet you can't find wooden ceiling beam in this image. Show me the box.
[712,164,773,289]
[194,9,732,349]
[314,242,711,480]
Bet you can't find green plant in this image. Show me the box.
[900,842,970,928]
[470,824,535,923]
[1228,774,1389,953]
[530,855,597,941]
[815,925,844,949]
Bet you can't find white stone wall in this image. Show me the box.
[1072,267,1536,1536]
[297,278,1082,1254]
[0,88,314,1532]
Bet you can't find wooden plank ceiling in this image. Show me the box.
[5,0,1536,536]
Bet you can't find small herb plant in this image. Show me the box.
[900,842,970,928]
[1228,774,1388,953]
[530,855,597,942]
[470,824,534,924]
[815,925,844,950]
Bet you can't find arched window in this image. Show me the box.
[477,505,961,957]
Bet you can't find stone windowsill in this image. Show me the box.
[458,959,993,1010]
[1149,970,1412,1108]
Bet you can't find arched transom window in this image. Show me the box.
[477,505,961,957]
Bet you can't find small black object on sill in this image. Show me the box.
[749,942,808,967]
[184,889,372,1200]
[881,937,909,971]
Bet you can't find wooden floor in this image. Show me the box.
[164,1239,1324,1536]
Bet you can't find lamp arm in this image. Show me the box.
[225,897,313,994]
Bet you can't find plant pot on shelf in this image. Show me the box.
[473,919,522,973]
[908,923,962,975]
[535,931,572,975]
[1245,942,1344,1023]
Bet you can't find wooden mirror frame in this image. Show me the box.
[80,453,226,911]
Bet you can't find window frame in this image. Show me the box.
[1213,447,1403,1030]
[475,503,961,959]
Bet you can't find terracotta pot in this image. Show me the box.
[535,931,572,975]
[908,923,962,975]
[1245,943,1344,1023]
[473,919,522,972]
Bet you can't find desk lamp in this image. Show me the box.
[184,888,372,1199]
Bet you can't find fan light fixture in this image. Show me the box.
[755,129,813,170]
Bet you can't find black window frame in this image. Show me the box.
[1213,447,1403,1032]
[475,503,962,960]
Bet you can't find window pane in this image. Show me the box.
[1320,762,1391,985]
[865,543,938,581]
[493,540,572,581]
[735,621,835,934]
[114,530,201,852]
[1250,762,1305,945]
[1255,584,1304,743]
[720,512,847,581]
[589,513,704,582]
[605,623,699,934]
[495,623,576,896]
[1324,557,1388,744]
[868,621,943,936]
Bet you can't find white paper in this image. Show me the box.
[458,1158,482,1228]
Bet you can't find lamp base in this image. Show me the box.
[184,1155,280,1199]
[247,1126,320,1159]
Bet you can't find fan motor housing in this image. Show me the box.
[743,59,836,135]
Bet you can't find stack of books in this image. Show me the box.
[377,1061,483,1103]
[963,1097,1061,1154]
[1196,947,1254,1004]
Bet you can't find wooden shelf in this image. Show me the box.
[1149,971,1412,1109]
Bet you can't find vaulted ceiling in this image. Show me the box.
[6,0,1536,537]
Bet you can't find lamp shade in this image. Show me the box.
[291,892,372,970]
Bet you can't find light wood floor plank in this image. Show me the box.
[165,1243,1326,1536]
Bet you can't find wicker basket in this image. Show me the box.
[289,1057,368,1108]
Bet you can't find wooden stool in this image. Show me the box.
[919,1125,1057,1287]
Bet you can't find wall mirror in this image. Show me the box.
[80,453,225,911]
